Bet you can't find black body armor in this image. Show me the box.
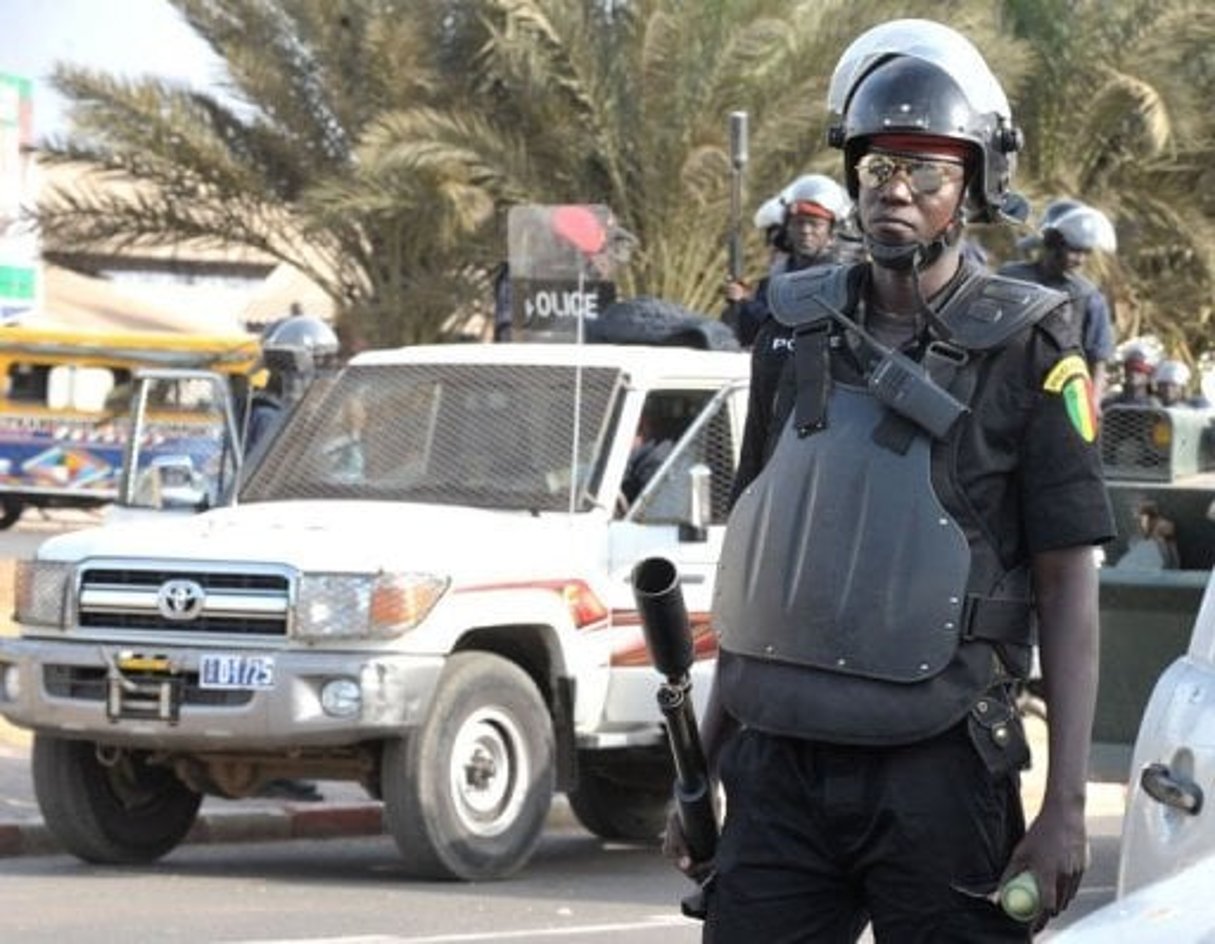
[713,263,1066,744]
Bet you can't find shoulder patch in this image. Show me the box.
[1043,353,1089,393]
[1044,354,1097,443]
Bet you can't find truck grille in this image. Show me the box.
[76,563,293,636]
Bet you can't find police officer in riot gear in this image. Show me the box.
[727,175,852,499]
[1153,358,1211,407]
[724,174,852,348]
[242,310,340,803]
[245,312,341,455]
[1103,343,1158,408]
[667,20,1113,941]
[1000,201,1119,403]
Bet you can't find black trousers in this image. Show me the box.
[705,722,1031,944]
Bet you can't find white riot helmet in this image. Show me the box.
[826,19,1023,231]
[1039,198,1084,231]
[781,174,852,225]
[1153,359,1191,389]
[1044,204,1118,254]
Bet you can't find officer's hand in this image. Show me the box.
[723,280,751,303]
[1002,796,1089,932]
[662,806,714,882]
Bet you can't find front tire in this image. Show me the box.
[382,652,555,880]
[32,735,202,864]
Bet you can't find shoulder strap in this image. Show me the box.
[769,263,861,328]
[935,271,1067,352]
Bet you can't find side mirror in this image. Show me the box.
[679,463,712,542]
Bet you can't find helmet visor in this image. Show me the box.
[828,18,1011,121]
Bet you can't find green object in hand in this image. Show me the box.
[999,870,1041,922]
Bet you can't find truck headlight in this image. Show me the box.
[295,572,448,640]
[14,560,73,628]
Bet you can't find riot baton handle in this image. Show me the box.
[632,556,718,864]
[726,111,749,285]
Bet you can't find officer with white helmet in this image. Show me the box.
[724,173,852,348]
[666,19,1113,941]
[724,174,853,499]
[1152,358,1211,407]
[1000,199,1118,402]
[1103,341,1159,407]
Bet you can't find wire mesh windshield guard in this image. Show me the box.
[240,361,625,514]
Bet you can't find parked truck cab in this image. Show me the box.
[0,339,748,879]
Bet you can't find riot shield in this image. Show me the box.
[507,204,632,341]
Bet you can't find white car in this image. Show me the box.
[1053,556,1215,942]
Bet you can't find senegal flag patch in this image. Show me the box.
[1043,354,1097,442]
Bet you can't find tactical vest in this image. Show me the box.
[713,262,1067,745]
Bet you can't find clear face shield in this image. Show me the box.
[506,204,636,341]
[827,19,1012,128]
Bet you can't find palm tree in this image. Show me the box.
[35,0,501,348]
[46,0,1211,360]
[395,0,1008,314]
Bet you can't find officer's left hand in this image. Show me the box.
[1001,795,1089,931]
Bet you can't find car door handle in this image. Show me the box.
[1140,762,1204,815]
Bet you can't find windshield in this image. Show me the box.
[240,361,623,512]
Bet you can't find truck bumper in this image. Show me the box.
[0,637,444,751]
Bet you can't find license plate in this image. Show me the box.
[198,654,275,690]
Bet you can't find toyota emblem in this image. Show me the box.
[156,579,206,621]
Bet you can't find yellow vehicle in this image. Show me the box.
[0,324,261,527]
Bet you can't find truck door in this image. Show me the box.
[609,382,746,614]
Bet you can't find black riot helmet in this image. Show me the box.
[261,314,340,404]
[827,20,1023,228]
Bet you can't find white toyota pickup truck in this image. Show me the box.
[0,340,748,880]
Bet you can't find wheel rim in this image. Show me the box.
[100,751,179,815]
[447,706,529,837]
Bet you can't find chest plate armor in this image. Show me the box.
[714,385,969,682]
[712,263,1068,743]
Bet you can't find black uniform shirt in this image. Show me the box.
[734,270,1114,565]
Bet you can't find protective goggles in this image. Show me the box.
[855,152,964,195]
